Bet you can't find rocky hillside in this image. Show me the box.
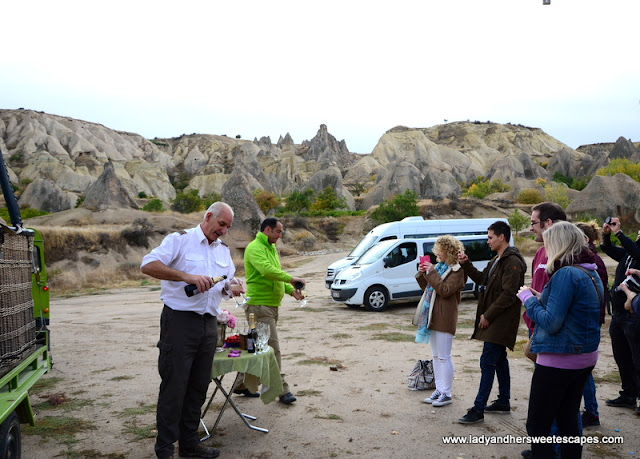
[2,109,639,229]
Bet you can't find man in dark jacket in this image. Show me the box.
[457,221,526,424]
[601,217,640,414]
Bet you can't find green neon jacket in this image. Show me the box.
[245,232,294,307]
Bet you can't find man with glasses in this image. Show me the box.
[601,217,640,415]
[520,202,566,459]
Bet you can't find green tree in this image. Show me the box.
[202,192,223,209]
[370,189,419,224]
[143,198,164,212]
[171,189,203,213]
[253,189,281,214]
[311,187,348,211]
[596,158,640,182]
[463,177,510,199]
[543,182,570,209]
[285,189,315,212]
[507,209,528,234]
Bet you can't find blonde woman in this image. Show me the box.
[518,222,603,459]
[415,235,467,407]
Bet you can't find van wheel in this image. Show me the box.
[364,286,389,312]
[0,411,21,459]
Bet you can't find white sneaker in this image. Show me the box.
[423,390,441,404]
[432,393,453,407]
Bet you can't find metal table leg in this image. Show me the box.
[200,373,269,440]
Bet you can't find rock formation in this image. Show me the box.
[566,174,640,220]
[82,161,139,211]
[18,178,78,212]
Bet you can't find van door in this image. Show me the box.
[382,241,421,300]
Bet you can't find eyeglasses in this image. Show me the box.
[530,220,541,227]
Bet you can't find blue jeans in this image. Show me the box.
[474,341,510,413]
[582,373,598,416]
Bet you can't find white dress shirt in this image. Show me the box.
[140,225,235,316]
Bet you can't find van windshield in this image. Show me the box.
[349,235,378,258]
[356,240,397,265]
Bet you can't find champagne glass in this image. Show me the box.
[227,277,250,308]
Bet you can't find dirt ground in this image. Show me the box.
[22,251,639,459]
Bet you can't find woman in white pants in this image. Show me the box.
[415,235,467,407]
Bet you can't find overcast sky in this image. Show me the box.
[2,0,639,153]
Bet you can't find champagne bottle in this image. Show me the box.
[247,313,256,354]
[184,275,227,297]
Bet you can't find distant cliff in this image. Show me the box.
[1,109,638,222]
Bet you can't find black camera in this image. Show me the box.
[615,274,640,295]
[604,217,612,225]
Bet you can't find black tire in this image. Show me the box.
[363,286,389,312]
[0,411,21,459]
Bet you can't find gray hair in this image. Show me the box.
[543,221,588,274]
[204,202,234,220]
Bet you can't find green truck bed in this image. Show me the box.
[0,344,51,426]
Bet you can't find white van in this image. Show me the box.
[330,234,501,312]
[325,217,509,288]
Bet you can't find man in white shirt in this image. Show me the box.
[141,202,236,459]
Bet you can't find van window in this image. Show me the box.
[464,239,496,262]
[349,235,378,258]
[422,239,494,263]
[384,242,417,268]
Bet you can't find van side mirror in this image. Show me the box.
[383,255,392,268]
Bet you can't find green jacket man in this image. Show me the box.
[234,218,305,404]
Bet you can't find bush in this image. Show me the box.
[543,182,571,209]
[143,198,164,212]
[138,191,148,199]
[596,158,640,182]
[253,190,280,214]
[202,192,223,209]
[172,189,203,213]
[0,206,49,222]
[517,188,543,204]
[121,218,153,248]
[507,209,529,234]
[284,189,315,212]
[311,187,348,211]
[463,177,510,199]
[370,189,419,224]
[552,171,589,191]
[319,220,345,242]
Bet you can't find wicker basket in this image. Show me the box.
[0,226,36,378]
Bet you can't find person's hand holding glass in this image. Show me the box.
[291,278,308,307]
[226,277,250,308]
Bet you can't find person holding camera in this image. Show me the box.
[619,267,640,313]
[601,217,640,414]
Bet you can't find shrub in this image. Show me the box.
[507,209,529,234]
[143,198,164,212]
[517,188,543,204]
[202,192,223,209]
[171,189,203,213]
[75,196,85,208]
[463,177,510,199]
[138,191,148,199]
[311,187,348,211]
[543,182,570,209]
[285,189,315,212]
[253,190,280,214]
[596,158,640,182]
[319,220,345,242]
[121,218,153,248]
[552,171,589,191]
[370,189,419,224]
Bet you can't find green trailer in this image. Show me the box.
[0,149,51,459]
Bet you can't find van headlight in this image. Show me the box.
[343,271,362,283]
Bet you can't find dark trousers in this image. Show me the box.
[609,313,640,400]
[527,364,593,459]
[155,306,217,459]
[473,341,510,413]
